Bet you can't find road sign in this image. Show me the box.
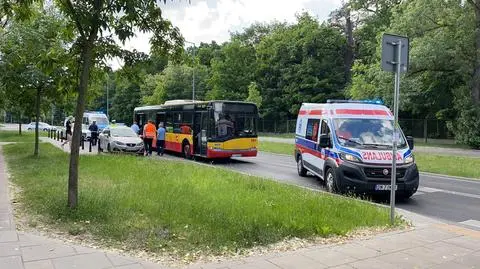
[381,33,409,225]
[381,34,409,73]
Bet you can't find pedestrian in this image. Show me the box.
[61,116,73,149]
[131,121,140,135]
[88,120,99,146]
[143,120,156,156]
[157,122,166,156]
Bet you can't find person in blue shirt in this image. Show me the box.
[157,122,166,156]
[131,121,140,135]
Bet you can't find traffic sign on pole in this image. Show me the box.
[381,33,409,225]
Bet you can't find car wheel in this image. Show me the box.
[183,142,191,159]
[297,155,307,177]
[325,168,339,193]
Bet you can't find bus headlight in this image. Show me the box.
[404,155,414,164]
[339,153,362,163]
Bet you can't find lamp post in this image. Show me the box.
[184,41,196,102]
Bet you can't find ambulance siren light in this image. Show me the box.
[326,99,384,105]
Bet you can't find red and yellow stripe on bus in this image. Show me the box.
[165,133,194,153]
[206,138,258,158]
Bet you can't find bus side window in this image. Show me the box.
[165,112,174,133]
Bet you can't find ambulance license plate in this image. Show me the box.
[375,184,398,191]
[232,154,242,157]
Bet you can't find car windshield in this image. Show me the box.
[333,118,407,148]
[90,116,109,125]
[111,128,137,137]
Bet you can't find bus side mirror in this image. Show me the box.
[319,134,331,148]
[406,136,414,150]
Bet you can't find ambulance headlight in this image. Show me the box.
[340,153,362,163]
[404,155,414,164]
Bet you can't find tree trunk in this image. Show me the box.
[34,88,41,157]
[18,112,22,135]
[473,0,480,105]
[344,7,354,83]
[68,40,95,209]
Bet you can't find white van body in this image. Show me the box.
[294,100,419,198]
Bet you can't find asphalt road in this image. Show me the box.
[211,152,480,230]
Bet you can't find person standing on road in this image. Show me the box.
[157,122,166,156]
[131,121,140,135]
[61,116,73,149]
[88,120,99,146]
[143,120,156,156]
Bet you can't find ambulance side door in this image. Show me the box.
[301,118,323,176]
[316,119,332,178]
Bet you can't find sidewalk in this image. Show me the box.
[2,141,480,268]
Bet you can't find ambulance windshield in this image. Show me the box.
[333,118,407,148]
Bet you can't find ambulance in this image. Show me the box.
[294,100,419,199]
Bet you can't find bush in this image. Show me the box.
[447,88,480,149]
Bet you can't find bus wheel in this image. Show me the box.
[325,168,338,193]
[183,142,191,159]
[297,155,307,177]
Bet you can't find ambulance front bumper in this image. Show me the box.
[335,161,419,195]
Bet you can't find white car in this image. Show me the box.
[26,122,56,131]
[98,126,144,153]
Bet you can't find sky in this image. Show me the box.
[110,0,343,69]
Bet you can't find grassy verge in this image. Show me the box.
[259,133,295,139]
[414,154,480,179]
[4,143,394,257]
[415,142,470,149]
[0,130,44,142]
[259,141,294,155]
[258,141,480,179]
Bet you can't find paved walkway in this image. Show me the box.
[259,137,480,158]
[1,140,480,268]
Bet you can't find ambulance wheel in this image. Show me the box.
[183,142,191,159]
[325,168,338,193]
[297,155,307,177]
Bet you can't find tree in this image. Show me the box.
[142,63,208,105]
[256,13,347,120]
[245,82,262,109]
[206,41,256,101]
[52,0,183,208]
[0,8,70,155]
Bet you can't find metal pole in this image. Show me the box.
[106,78,109,118]
[192,48,195,102]
[390,40,402,225]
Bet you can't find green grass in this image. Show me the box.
[415,142,470,149]
[415,154,480,179]
[0,130,43,142]
[258,141,480,179]
[259,133,295,139]
[4,143,394,257]
[259,141,295,155]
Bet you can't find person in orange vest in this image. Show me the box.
[143,120,157,156]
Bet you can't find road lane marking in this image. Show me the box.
[420,172,480,184]
[418,187,441,193]
[459,220,480,229]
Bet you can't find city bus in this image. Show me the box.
[133,100,259,159]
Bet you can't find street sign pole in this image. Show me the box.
[381,34,408,225]
[390,40,402,225]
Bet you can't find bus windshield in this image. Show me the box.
[333,118,407,149]
[213,103,258,139]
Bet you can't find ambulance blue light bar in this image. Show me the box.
[326,99,384,105]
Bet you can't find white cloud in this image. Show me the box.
[110,0,343,69]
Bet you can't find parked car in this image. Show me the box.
[26,122,56,131]
[98,126,144,153]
